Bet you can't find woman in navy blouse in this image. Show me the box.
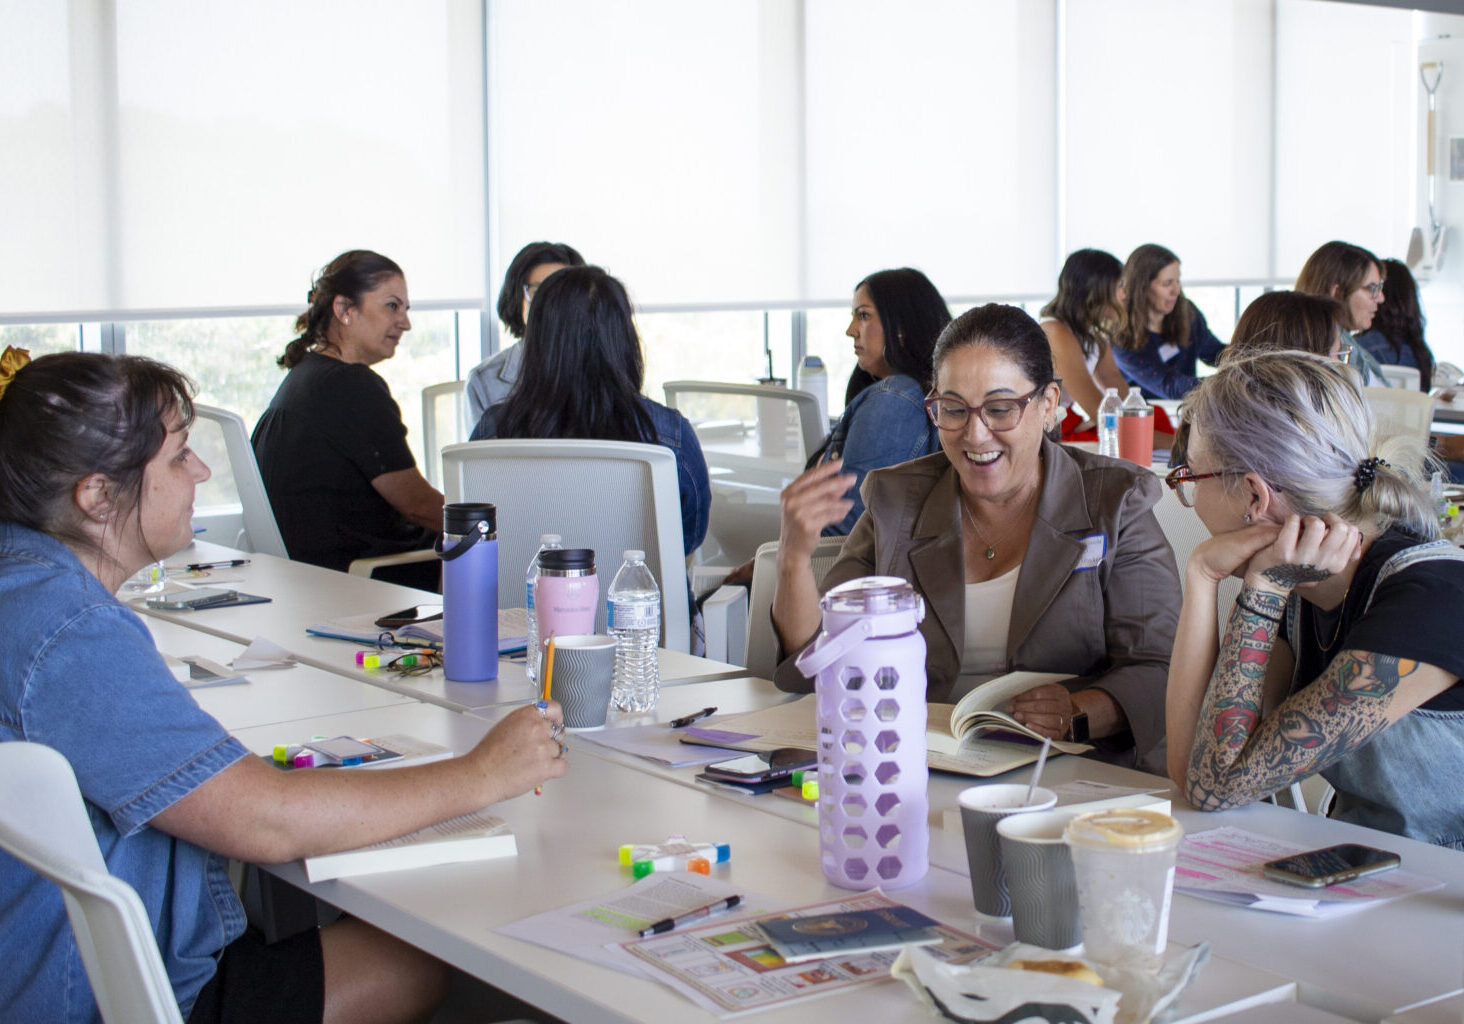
[1111,243,1225,399]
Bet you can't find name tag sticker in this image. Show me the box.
[1076,532,1107,571]
[1157,343,1181,362]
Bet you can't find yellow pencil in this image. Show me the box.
[535,637,557,796]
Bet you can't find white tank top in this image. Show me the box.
[1040,317,1103,410]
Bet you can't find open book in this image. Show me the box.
[926,671,1092,775]
[685,672,1092,779]
[303,809,516,882]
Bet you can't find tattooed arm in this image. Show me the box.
[1185,588,1457,809]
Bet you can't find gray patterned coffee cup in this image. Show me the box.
[997,809,1084,949]
[546,634,617,730]
[957,784,1057,917]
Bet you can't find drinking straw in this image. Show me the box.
[1025,736,1053,806]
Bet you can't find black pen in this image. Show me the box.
[669,707,717,728]
[638,895,742,937]
[186,559,251,571]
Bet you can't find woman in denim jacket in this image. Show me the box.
[469,265,709,559]
[811,267,951,535]
[0,350,567,1022]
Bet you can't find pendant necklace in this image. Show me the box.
[960,488,1038,561]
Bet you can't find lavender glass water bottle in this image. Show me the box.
[437,502,498,682]
[795,577,928,889]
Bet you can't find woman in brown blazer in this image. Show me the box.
[773,304,1180,772]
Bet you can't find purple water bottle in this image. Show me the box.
[795,576,929,889]
[437,502,498,681]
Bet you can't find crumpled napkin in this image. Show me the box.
[893,940,1210,1024]
[230,636,297,671]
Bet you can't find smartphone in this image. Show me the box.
[374,605,444,629]
[146,588,238,610]
[303,736,397,766]
[1261,843,1401,888]
[703,747,817,784]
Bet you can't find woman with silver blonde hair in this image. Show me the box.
[1164,350,1464,847]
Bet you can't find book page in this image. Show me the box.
[949,671,1074,728]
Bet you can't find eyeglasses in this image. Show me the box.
[522,282,543,302]
[1358,283,1384,298]
[924,383,1051,433]
[1163,464,1237,508]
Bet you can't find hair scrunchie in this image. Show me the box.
[1355,456,1388,492]
[0,346,31,404]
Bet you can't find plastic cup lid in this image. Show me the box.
[1064,809,1182,850]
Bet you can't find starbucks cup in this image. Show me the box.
[1064,809,1183,969]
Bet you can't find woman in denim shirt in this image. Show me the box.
[0,350,569,1023]
[1112,244,1226,400]
[811,267,951,535]
[469,265,710,558]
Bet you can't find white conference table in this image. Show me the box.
[233,699,1297,1024]
[144,617,416,732]
[145,554,1464,1022]
[136,541,745,712]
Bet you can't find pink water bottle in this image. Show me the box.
[533,549,597,666]
[795,576,929,889]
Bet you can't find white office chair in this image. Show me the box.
[663,380,827,468]
[0,742,184,1024]
[742,536,847,680]
[663,381,825,565]
[1378,365,1422,392]
[191,405,289,558]
[421,380,469,489]
[1364,386,1435,453]
[1432,361,1464,390]
[441,438,692,652]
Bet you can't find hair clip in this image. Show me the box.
[1355,456,1387,492]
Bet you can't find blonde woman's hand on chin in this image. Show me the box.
[1242,513,1362,596]
[778,458,856,561]
[1188,522,1283,586]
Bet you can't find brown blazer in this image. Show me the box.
[774,437,1180,773]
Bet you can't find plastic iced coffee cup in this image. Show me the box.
[1064,809,1182,969]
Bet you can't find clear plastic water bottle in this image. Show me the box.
[607,549,661,712]
[524,533,562,682]
[1097,387,1122,457]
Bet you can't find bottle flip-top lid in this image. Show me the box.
[819,576,924,634]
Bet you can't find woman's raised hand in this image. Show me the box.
[1243,513,1362,596]
[1188,522,1282,585]
[779,458,856,561]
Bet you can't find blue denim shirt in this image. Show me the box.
[0,524,249,1023]
[1111,304,1226,399]
[820,373,940,535]
[471,395,711,556]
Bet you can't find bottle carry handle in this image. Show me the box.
[794,618,874,678]
[434,520,491,562]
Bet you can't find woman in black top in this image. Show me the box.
[252,250,443,588]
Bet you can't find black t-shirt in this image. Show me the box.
[251,353,435,576]
[1285,528,1464,711]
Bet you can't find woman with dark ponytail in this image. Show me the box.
[252,250,443,588]
[1165,351,1464,847]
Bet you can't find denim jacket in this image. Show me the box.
[819,373,940,535]
[471,395,710,556]
[0,523,248,1022]
[1111,304,1226,400]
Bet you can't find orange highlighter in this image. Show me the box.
[535,637,556,796]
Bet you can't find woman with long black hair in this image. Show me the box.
[469,265,710,558]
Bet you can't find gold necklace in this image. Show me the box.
[960,487,1038,561]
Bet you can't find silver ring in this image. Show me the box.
[550,722,564,741]
[557,742,568,758]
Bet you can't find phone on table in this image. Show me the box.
[703,747,817,784]
[374,605,444,629]
[146,588,238,611]
[1261,843,1401,888]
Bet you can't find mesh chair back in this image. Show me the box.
[191,405,288,558]
[421,380,469,488]
[744,536,847,679]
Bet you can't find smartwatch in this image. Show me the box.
[1068,711,1090,743]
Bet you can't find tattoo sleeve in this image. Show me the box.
[1185,588,1414,811]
